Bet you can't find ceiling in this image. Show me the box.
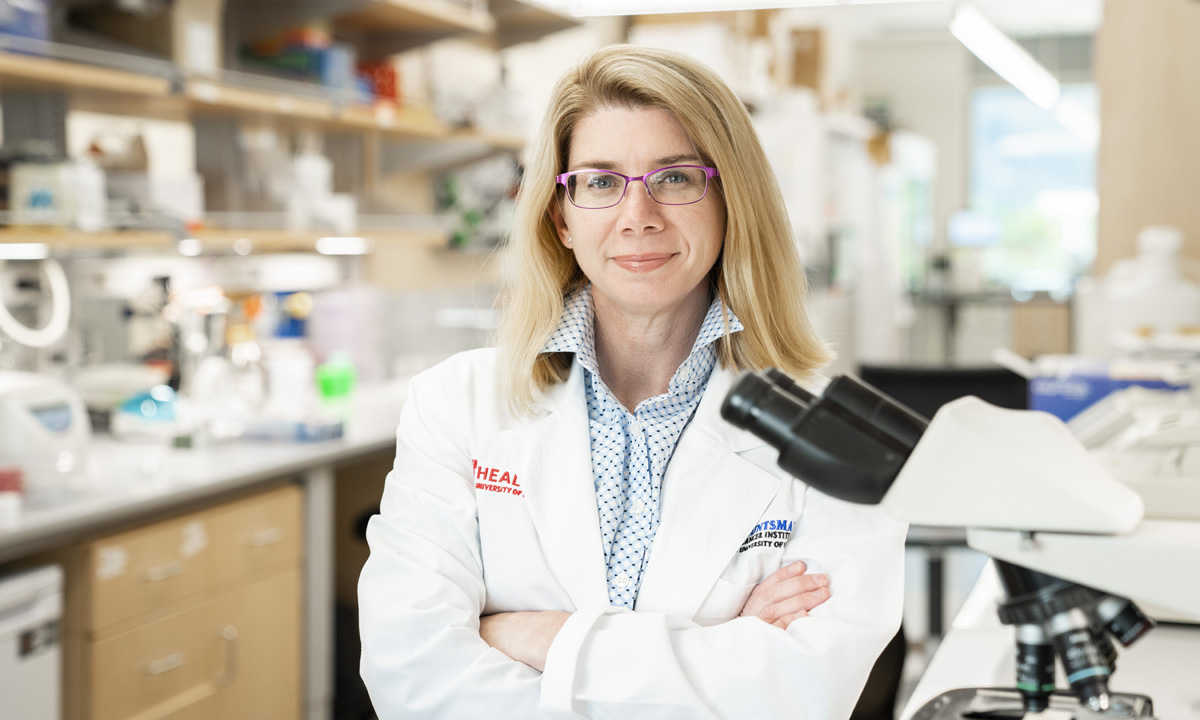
[537,0,1104,37]
[779,0,1103,38]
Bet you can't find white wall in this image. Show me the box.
[854,37,971,252]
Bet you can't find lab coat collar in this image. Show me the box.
[504,359,611,610]
[635,363,783,617]
[508,359,776,613]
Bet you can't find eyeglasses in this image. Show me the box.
[555,165,720,210]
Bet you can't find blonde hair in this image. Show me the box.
[497,44,831,414]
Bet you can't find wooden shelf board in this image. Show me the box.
[187,80,334,121]
[355,227,449,248]
[0,52,171,97]
[0,228,174,249]
[191,228,324,252]
[194,227,454,252]
[453,128,525,152]
[335,104,450,139]
[334,0,495,35]
[491,0,579,48]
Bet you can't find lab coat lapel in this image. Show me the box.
[637,366,781,618]
[500,360,611,610]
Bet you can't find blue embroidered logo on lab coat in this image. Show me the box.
[738,519,794,553]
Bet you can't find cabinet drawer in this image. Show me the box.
[90,598,225,720]
[210,484,303,587]
[87,513,215,632]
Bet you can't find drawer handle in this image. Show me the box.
[142,560,184,583]
[144,651,185,675]
[248,527,284,547]
[215,625,239,686]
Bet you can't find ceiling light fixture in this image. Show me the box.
[555,0,942,17]
[950,4,1098,145]
[950,4,1060,110]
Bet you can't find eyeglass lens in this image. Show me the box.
[567,166,711,209]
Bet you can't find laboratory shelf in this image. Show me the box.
[0,46,517,150]
[333,0,495,36]
[187,78,335,121]
[230,0,495,58]
[189,225,457,254]
[0,50,171,97]
[335,103,450,139]
[229,0,575,56]
[0,228,174,251]
[491,0,580,49]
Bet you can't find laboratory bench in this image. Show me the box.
[0,381,407,720]
[899,562,1200,720]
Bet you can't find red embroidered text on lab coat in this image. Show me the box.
[471,459,523,496]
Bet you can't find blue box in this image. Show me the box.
[1029,358,1189,422]
[0,0,49,41]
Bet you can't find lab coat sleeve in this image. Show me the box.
[539,488,907,720]
[358,365,560,719]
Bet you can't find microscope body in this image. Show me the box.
[722,370,1197,718]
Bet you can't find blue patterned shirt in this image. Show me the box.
[542,285,744,608]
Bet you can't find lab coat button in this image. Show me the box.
[614,573,630,588]
[631,499,646,514]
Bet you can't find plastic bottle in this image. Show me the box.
[1105,226,1200,346]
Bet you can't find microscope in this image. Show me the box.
[722,369,1200,719]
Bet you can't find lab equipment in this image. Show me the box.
[0,254,71,350]
[10,158,107,231]
[1075,226,1200,355]
[1107,227,1200,348]
[0,564,62,720]
[723,368,1200,719]
[110,384,183,441]
[0,371,91,501]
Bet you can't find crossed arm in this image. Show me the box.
[480,560,832,672]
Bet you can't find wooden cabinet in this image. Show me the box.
[48,484,304,720]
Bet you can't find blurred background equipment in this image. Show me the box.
[0,564,62,720]
[0,371,91,504]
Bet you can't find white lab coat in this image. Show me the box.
[359,348,907,720]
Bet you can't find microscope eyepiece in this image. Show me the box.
[722,369,926,505]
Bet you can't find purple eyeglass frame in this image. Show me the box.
[554,164,720,209]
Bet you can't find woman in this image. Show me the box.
[359,45,906,719]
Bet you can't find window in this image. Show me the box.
[967,82,1097,298]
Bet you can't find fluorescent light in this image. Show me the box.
[548,0,944,18]
[0,243,50,260]
[315,236,372,256]
[177,238,202,256]
[562,0,846,16]
[950,5,1060,110]
[950,5,1098,147]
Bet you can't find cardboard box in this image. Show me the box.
[0,0,50,45]
[786,28,822,91]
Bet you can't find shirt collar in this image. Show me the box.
[541,283,744,375]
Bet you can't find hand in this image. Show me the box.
[479,611,570,672]
[739,561,830,629]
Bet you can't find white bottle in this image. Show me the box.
[1105,226,1200,348]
